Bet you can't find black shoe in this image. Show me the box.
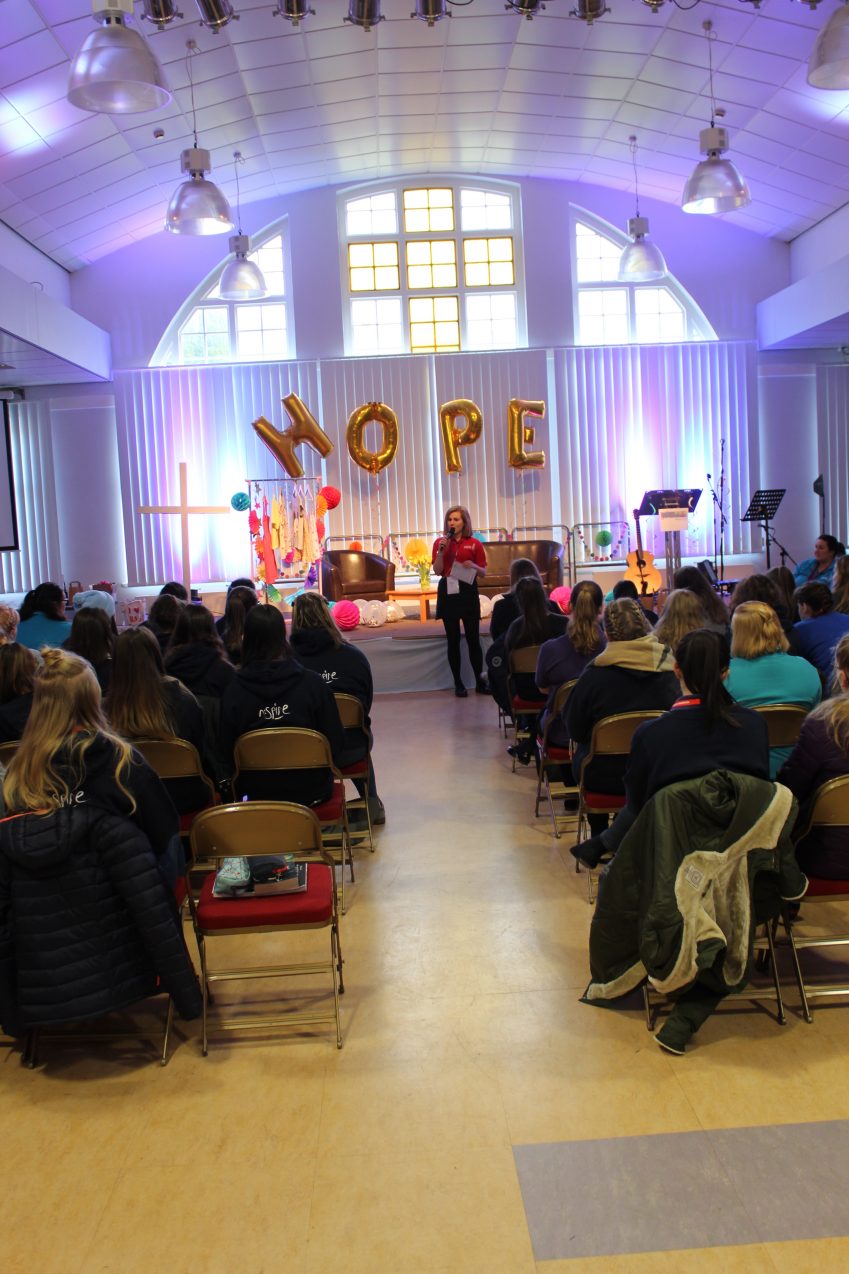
[455,684,468,698]
[475,678,489,695]
[569,835,607,869]
[368,797,386,826]
[507,744,531,766]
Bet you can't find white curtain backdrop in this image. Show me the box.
[816,365,849,545]
[110,341,758,586]
[0,401,62,593]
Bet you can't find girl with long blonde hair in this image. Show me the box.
[653,589,708,655]
[779,633,849,879]
[2,649,179,872]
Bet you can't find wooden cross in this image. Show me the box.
[138,461,231,597]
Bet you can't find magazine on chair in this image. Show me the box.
[212,855,308,898]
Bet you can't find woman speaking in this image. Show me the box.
[432,505,487,697]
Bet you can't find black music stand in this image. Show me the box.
[638,489,702,588]
[742,489,785,570]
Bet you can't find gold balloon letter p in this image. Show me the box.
[439,398,483,474]
[252,392,334,479]
[507,398,546,470]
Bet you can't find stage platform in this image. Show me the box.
[348,618,493,694]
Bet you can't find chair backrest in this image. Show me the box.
[540,680,577,747]
[190,800,326,865]
[752,704,809,749]
[508,644,543,678]
[586,711,664,759]
[0,740,19,767]
[234,727,333,772]
[133,737,216,800]
[333,693,366,732]
[802,774,849,832]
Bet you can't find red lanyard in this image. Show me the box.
[672,696,701,710]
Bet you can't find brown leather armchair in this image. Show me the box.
[320,550,395,603]
[479,540,563,597]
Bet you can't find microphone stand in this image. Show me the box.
[718,437,727,584]
[706,471,720,578]
[761,525,796,569]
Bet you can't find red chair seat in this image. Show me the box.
[582,791,626,811]
[178,792,221,835]
[511,697,545,713]
[196,864,334,930]
[538,740,572,761]
[805,877,849,898]
[312,779,345,823]
[339,761,368,779]
[174,877,189,908]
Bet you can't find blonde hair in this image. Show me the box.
[833,556,849,616]
[812,633,849,752]
[654,589,707,654]
[0,605,19,644]
[604,597,651,642]
[291,592,343,648]
[567,581,604,656]
[730,600,789,659]
[3,648,135,814]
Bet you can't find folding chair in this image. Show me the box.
[233,727,354,909]
[133,737,222,889]
[20,993,179,1069]
[507,645,545,772]
[752,703,809,749]
[577,711,664,900]
[0,740,19,767]
[776,775,849,1021]
[534,680,579,838]
[189,801,344,1053]
[334,693,374,854]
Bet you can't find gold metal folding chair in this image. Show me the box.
[233,727,354,909]
[333,693,374,853]
[189,801,344,1053]
[507,644,545,772]
[752,703,810,749]
[534,680,579,838]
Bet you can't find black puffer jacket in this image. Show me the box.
[0,805,202,1036]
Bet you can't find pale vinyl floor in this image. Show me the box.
[2,690,849,1274]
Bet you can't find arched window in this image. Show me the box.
[572,210,716,346]
[150,222,291,366]
[339,179,526,356]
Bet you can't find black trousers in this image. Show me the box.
[438,582,483,687]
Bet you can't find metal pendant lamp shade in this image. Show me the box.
[68,1,171,114]
[682,127,751,215]
[220,235,267,299]
[618,217,667,282]
[808,4,849,88]
[165,148,234,235]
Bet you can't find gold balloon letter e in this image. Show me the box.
[252,392,334,479]
[439,398,483,475]
[507,398,546,470]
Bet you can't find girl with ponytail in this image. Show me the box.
[571,629,770,867]
[535,581,605,749]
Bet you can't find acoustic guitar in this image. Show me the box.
[624,508,662,596]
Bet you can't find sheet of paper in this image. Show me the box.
[449,560,477,586]
[447,577,460,594]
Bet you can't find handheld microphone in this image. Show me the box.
[707,473,712,480]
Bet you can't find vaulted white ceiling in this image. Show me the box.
[2,0,849,273]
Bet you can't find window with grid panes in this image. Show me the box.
[152,226,291,366]
[341,180,525,355]
[572,213,715,346]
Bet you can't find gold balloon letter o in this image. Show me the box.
[346,401,399,475]
[507,398,546,470]
[439,398,483,475]
[252,392,333,480]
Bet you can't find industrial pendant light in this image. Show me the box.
[808,2,849,89]
[219,152,268,300]
[411,0,450,24]
[195,0,239,32]
[141,1,183,29]
[681,21,751,215]
[165,42,234,236]
[345,0,384,31]
[273,0,315,24]
[618,136,667,283]
[67,0,171,114]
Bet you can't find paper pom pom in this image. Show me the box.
[478,594,493,619]
[362,600,387,628]
[595,529,613,548]
[348,540,363,551]
[283,551,295,565]
[306,565,318,587]
[316,518,325,541]
[248,510,260,535]
[550,585,572,614]
[319,485,341,510]
[316,494,328,517]
[231,491,250,512]
[334,600,360,631]
[385,601,405,623]
[265,583,281,602]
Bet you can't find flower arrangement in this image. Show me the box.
[404,537,432,588]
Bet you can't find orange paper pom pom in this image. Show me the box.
[316,494,328,517]
[348,540,363,551]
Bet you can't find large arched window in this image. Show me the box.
[572,210,715,346]
[338,179,527,356]
[150,221,291,366]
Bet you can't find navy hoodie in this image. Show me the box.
[220,658,345,805]
[164,643,235,700]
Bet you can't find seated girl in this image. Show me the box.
[535,580,605,750]
[0,643,39,743]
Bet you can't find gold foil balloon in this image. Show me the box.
[507,398,546,470]
[439,398,483,474]
[252,393,333,479]
[346,401,399,475]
